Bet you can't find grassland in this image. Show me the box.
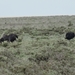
[0,16,75,75]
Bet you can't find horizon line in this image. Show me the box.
[0,15,75,18]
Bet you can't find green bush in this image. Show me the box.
[68,21,73,26]
[2,41,8,47]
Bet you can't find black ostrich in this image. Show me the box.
[65,32,75,40]
[8,33,18,42]
[0,33,18,43]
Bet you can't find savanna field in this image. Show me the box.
[0,16,75,75]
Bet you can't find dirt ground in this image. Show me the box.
[0,16,75,75]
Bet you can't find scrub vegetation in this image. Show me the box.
[0,16,75,75]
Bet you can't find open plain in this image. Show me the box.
[0,16,75,75]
